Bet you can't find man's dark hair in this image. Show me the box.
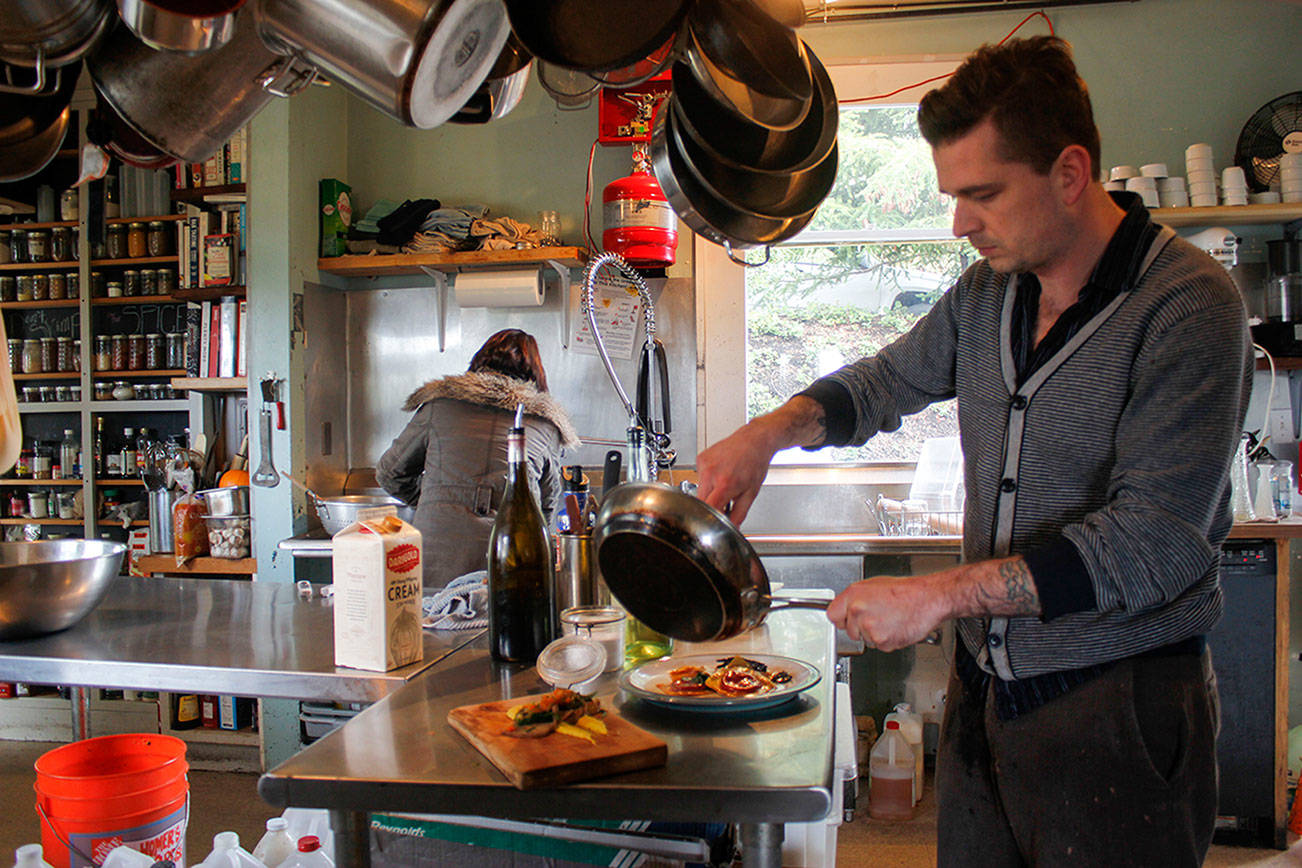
[917,36,1101,178]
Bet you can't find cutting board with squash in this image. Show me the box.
[448,693,667,790]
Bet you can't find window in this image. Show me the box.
[728,59,971,464]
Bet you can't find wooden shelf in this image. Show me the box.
[136,554,256,574]
[0,220,77,231]
[170,286,245,302]
[317,246,588,277]
[90,256,179,268]
[106,214,184,225]
[171,376,246,392]
[1258,357,1302,371]
[171,184,246,203]
[0,260,81,272]
[91,294,183,306]
[0,479,83,486]
[1153,202,1302,227]
[13,372,79,381]
[0,518,83,526]
[0,298,81,309]
[92,369,185,379]
[96,479,144,487]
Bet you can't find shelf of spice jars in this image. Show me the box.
[106,215,185,225]
[88,400,190,412]
[91,369,186,379]
[0,220,78,232]
[15,402,81,414]
[12,372,79,381]
[0,260,81,273]
[90,256,179,269]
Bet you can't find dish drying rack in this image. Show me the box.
[874,494,963,537]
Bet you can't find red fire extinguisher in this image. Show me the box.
[603,144,677,268]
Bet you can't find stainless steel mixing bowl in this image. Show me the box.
[0,540,126,640]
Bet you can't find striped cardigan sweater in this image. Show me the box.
[822,229,1253,680]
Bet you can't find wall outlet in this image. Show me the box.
[1269,407,1294,447]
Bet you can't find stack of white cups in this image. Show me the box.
[1186,143,1217,207]
[1282,153,1302,203]
[1221,166,1249,206]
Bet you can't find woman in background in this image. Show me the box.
[377,329,578,588]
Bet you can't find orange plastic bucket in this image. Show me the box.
[34,735,188,868]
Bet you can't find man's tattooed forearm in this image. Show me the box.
[998,559,1036,607]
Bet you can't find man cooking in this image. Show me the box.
[697,35,1252,865]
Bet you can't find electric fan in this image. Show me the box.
[1234,91,1302,192]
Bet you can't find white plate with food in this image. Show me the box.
[619,653,821,712]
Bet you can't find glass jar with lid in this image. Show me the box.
[10,228,28,263]
[39,337,55,372]
[93,380,112,401]
[105,223,126,260]
[21,339,41,374]
[27,490,49,518]
[50,226,71,261]
[55,336,72,372]
[126,222,147,258]
[32,445,52,480]
[145,333,163,370]
[7,338,20,373]
[123,269,139,296]
[30,273,48,301]
[65,272,78,299]
[71,340,80,371]
[110,334,128,370]
[93,335,111,371]
[112,381,134,401]
[90,271,105,298]
[0,276,15,302]
[140,269,157,296]
[147,221,171,256]
[165,332,185,369]
[47,272,65,300]
[15,275,33,302]
[127,333,145,370]
[59,188,78,222]
[0,230,11,264]
[26,229,50,263]
[157,267,176,296]
[106,280,123,298]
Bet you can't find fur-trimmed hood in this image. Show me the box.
[403,371,579,448]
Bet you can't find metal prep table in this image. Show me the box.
[0,577,483,736]
[258,602,838,868]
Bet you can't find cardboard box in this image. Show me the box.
[332,514,423,672]
[319,178,352,258]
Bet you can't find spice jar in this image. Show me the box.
[19,386,38,403]
[126,222,147,258]
[123,269,139,296]
[21,339,41,374]
[145,333,163,369]
[112,381,134,401]
[71,339,80,372]
[93,380,112,401]
[47,272,66,300]
[165,332,185,369]
[0,276,14,302]
[39,337,55,372]
[147,220,170,256]
[15,275,33,302]
[27,229,50,263]
[50,227,71,262]
[127,333,145,370]
[55,336,72,372]
[56,491,77,519]
[0,230,11,264]
[60,188,78,222]
[70,384,80,401]
[30,274,48,301]
[105,223,126,260]
[141,269,157,296]
[110,333,127,370]
[32,445,51,479]
[93,335,111,371]
[65,272,78,298]
[10,228,27,263]
[106,280,123,298]
[27,490,48,519]
[55,385,71,402]
[7,338,20,372]
[157,267,176,296]
[90,271,105,298]
[37,385,54,403]
[8,491,24,516]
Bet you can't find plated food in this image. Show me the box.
[504,688,608,742]
[621,653,820,712]
[658,655,794,697]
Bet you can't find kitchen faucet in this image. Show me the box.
[581,251,674,483]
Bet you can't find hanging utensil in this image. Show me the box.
[251,375,280,488]
[0,0,113,88]
[116,0,246,54]
[601,450,622,500]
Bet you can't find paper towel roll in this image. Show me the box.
[453,268,545,307]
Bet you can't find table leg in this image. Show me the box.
[69,687,90,741]
[738,822,783,867]
[329,810,370,868]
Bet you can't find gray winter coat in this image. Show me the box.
[375,371,579,588]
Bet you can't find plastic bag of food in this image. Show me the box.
[173,491,209,566]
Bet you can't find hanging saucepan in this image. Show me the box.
[685,0,811,130]
[672,48,836,173]
[449,60,531,124]
[0,0,113,93]
[593,482,830,643]
[537,61,599,111]
[255,0,510,130]
[87,97,176,169]
[504,0,690,73]
[88,16,317,164]
[585,24,686,91]
[0,58,79,181]
[115,0,247,54]
[650,97,820,264]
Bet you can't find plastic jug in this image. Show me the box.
[279,837,333,868]
[281,809,333,862]
[12,845,53,868]
[884,702,925,805]
[253,817,298,868]
[100,847,155,868]
[197,833,266,868]
[869,720,915,820]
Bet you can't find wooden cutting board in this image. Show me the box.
[448,693,667,790]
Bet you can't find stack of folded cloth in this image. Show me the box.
[470,215,546,250]
[421,571,488,630]
[404,205,490,254]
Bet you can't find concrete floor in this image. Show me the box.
[0,739,1287,867]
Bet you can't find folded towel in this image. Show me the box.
[422,571,488,630]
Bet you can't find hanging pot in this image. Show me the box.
[449,59,531,124]
[504,0,690,73]
[88,97,177,169]
[88,16,317,163]
[592,482,829,643]
[0,0,113,92]
[0,59,79,182]
[255,0,510,130]
[115,0,247,54]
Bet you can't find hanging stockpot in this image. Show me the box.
[0,0,113,93]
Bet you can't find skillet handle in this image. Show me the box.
[763,596,830,612]
[724,243,771,268]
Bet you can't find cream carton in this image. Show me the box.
[332,513,424,672]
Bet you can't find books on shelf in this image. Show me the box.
[191,297,245,380]
[173,125,248,190]
[175,203,244,289]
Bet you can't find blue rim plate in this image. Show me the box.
[619,653,821,712]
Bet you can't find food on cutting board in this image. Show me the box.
[658,656,794,698]
[504,688,607,742]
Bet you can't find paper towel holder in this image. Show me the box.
[418,261,574,352]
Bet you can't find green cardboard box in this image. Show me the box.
[320,178,352,257]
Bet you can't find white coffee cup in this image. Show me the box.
[1185,157,1215,174]
[1157,176,1187,192]
[1159,191,1190,208]
[1140,163,1169,178]
[1109,165,1140,181]
[1185,142,1213,158]
[1125,176,1158,190]
[1222,166,1248,189]
[1188,181,1218,197]
[1187,168,1217,186]
[1190,193,1219,207]
[1250,191,1281,204]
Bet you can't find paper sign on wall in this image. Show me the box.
[569,275,642,360]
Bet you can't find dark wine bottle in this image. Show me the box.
[487,405,556,663]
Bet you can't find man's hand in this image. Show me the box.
[697,396,827,523]
[826,556,1042,650]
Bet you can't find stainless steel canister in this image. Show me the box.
[148,488,179,552]
[554,532,610,612]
